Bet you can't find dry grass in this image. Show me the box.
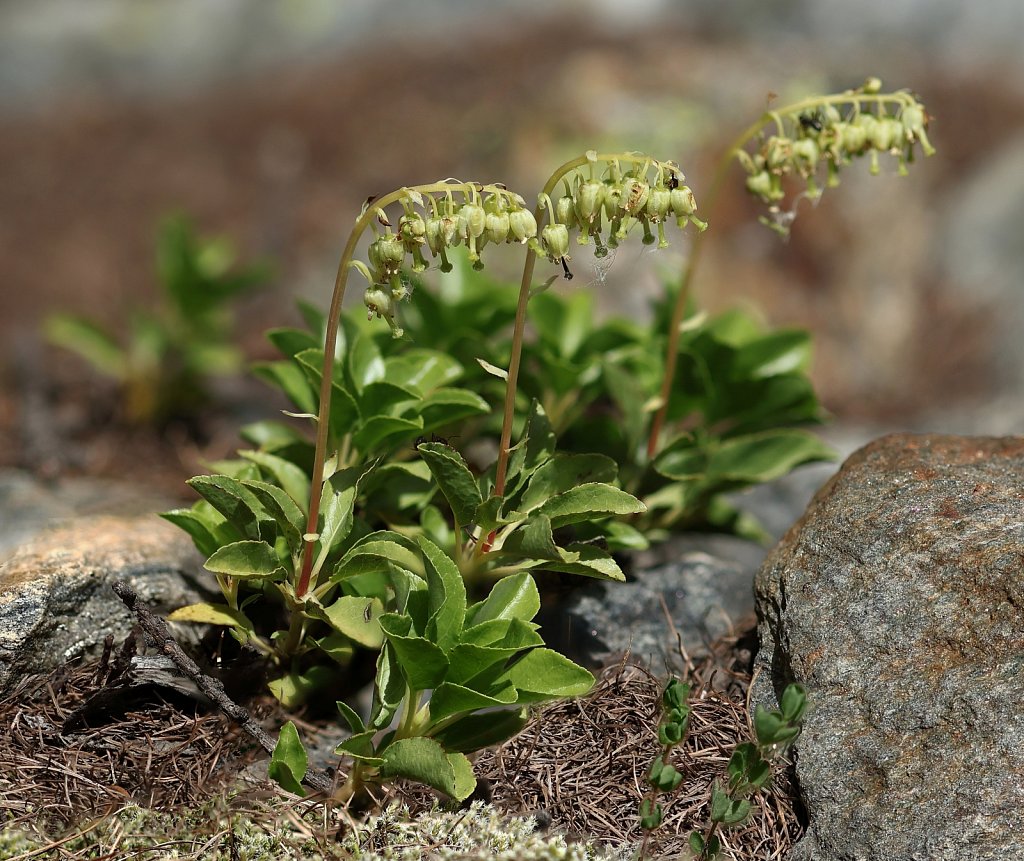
[0,622,802,860]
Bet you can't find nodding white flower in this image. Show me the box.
[540,222,570,264]
[368,231,405,278]
[791,138,820,173]
[645,186,672,223]
[574,178,604,225]
[669,185,697,217]
[508,206,538,243]
[363,285,403,338]
[620,176,651,216]
[555,193,577,229]
[484,209,510,245]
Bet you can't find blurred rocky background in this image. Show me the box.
[1,0,1023,491]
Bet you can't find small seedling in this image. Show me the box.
[45,215,268,425]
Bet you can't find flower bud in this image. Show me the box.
[841,121,868,154]
[555,194,577,229]
[508,207,538,243]
[574,179,604,224]
[602,182,623,220]
[541,222,569,262]
[868,116,900,151]
[364,285,392,320]
[425,215,456,255]
[646,186,672,223]
[669,185,697,217]
[459,202,486,240]
[620,176,651,215]
[478,209,506,245]
[745,171,773,201]
[765,136,792,171]
[368,232,405,277]
[791,138,819,172]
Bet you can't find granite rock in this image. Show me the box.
[562,534,766,675]
[0,515,207,694]
[754,433,1024,861]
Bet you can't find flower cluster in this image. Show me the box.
[539,152,707,272]
[736,79,934,234]
[350,152,705,337]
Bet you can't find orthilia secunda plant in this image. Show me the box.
[646,78,933,458]
[296,150,706,602]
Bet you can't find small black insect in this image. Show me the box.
[667,171,679,190]
[799,110,824,133]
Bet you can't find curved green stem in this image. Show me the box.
[298,181,517,597]
[645,89,918,460]
[492,151,667,499]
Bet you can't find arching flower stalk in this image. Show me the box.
[646,78,934,460]
[298,152,702,594]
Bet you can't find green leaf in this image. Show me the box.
[458,618,542,649]
[417,442,483,527]
[378,738,476,801]
[428,682,518,722]
[384,349,464,393]
[205,540,285,580]
[314,632,355,665]
[519,453,617,512]
[464,572,540,627]
[530,482,646,527]
[504,401,555,493]
[166,602,253,631]
[268,665,337,709]
[252,360,318,416]
[319,596,384,649]
[430,708,529,753]
[45,314,127,380]
[649,758,683,792]
[734,329,812,379]
[268,721,307,797]
[663,679,690,711]
[266,326,320,359]
[419,536,467,652]
[417,387,490,431]
[538,542,627,582]
[378,614,449,690]
[781,683,808,723]
[314,466,363,568]
[334,729,384,765]
[639,798,663,830]
[347,331,385,392]
[336,700,366,735]
[359,380,419,417]
[332,531,422,583]
[187,474,269,540]
[371,643,406,730]
[494,648,593,703]
[239,451,311,513]
[353,415,424,453]
[476,358,509,381]
[241,480,305,549]
[160,508,224,558]
[706,430,835,484]
[529,289,593,359]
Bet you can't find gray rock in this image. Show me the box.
[563,534,766,675]
[0,514,208,694]
[754,433,1024,861]
[0,468,183,562]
